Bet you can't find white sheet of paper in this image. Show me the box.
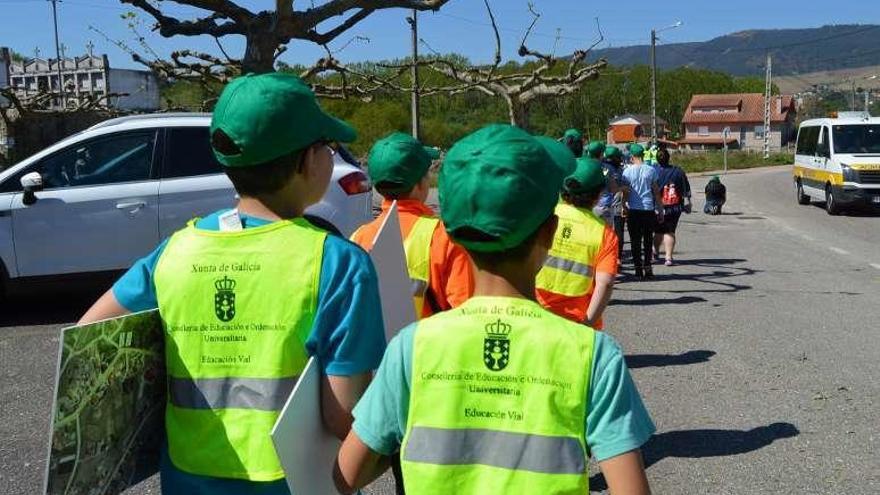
[369,200,418,341]
[271,357,338,495]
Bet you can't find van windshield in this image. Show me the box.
[833,125,880,154]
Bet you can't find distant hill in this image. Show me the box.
[774,65,880,94]
[592,25,880,77]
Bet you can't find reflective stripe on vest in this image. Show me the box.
[404,426,586,475]
[154,218,325,481]
[402,216,440,318]
[535,203,606,297]
[169,376,298,411]
[401,297,594,494]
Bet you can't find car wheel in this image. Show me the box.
[796,179,810,205]
[825,185,841,215]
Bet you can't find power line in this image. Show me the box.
[689,25,880,54]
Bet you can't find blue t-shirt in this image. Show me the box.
[352,297,655,465]
[113,210,386,495]
[622,163,659,211]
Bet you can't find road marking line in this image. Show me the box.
[828,247,849,255]
[870,263,880,271]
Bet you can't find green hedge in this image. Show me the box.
[672,151,793,173]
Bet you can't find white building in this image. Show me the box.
[0,46,159,111]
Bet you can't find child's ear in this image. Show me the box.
[300,144,319,178]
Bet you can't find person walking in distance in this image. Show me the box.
[333,124,654,495]
[653,148,692,266]
[621,143,663,280]
[597,145,626,264]
[561,128,585,158]
[704,176,727,215]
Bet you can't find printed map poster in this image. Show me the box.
[271,357,338,495]
[369,200,418,341]
[44,310,165,495]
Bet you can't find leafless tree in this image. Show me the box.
[403,0,608,128]
[120,0,451,74]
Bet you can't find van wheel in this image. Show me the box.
[825,185,841,215]
[796,179,810,205]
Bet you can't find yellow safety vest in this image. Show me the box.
[401,296,594,494]
[536,202,606,297]
[153,218,325,481]
[353,215,440,318]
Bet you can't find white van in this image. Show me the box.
[793,116,880,214]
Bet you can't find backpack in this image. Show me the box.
[662,183,680,206]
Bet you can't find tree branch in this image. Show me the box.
[120,0,247,37]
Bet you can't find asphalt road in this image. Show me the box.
[1,166,878,494]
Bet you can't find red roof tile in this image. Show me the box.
[682,93,795,125]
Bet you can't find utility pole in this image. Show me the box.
[763,53,772,159]
[650,29,657,142]
[407,10,420,139]
[48,0,65,109]
[649,22,681,143]
[851,81,857,112]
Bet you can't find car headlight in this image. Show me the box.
[841,164,858,183]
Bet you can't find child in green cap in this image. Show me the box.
[597,145,626,262]
[352,132,474,319]
[562,128,585,157]
[79,73,386,495]
[584,140,606,160]
[536,157,620,329]
[334,124,654,495]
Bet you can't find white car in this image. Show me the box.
[0,113,373,296]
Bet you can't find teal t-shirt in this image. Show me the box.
[353,299,655,464]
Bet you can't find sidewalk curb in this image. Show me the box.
[688,164,792,178]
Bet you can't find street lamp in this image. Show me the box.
[651,21,682,141]
[861,74,878,114]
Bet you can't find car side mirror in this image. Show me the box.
[21,172,43,206]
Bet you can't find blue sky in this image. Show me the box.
[1,0,877,69]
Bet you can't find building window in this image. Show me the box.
[698,126,709,136]
[755,125,766,138]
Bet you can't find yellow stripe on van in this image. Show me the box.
[793,165,844,186]
[850,164,880,171]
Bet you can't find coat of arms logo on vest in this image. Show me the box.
[214,276,237,322]
[561,223,573,240]
[483,319,511,371]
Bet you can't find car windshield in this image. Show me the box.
[832,124,880,154]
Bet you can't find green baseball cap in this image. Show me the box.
[604,145,622,159]
[534,136,577,176]
[629,143,645,157]
[563,128,583,142]
[439,124,566,253]
[210,73,356,167]
[584,140,606,159]
[564,157,607,195]
[367,132,439,193]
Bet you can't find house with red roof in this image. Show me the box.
[606,114,671,145]
[679,93,797,151]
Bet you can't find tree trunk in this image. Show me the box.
[242,32,280,74]
[506,96,530,130]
